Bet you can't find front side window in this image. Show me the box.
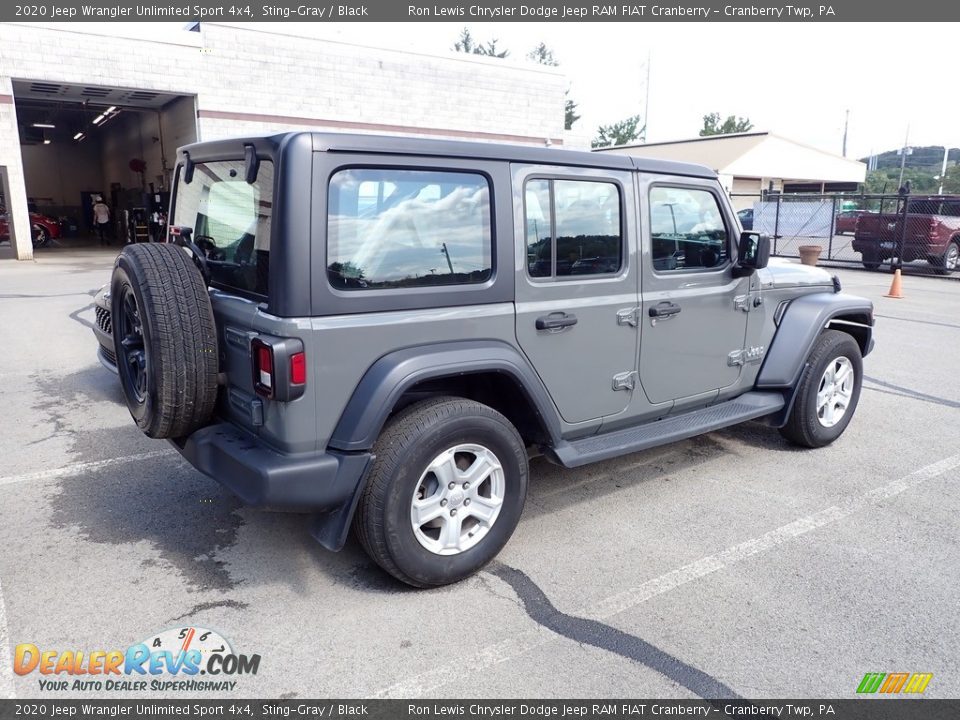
[173,159,274,298]
[524,179,622,279]
[327,169,492,290]
[649,186,729,272]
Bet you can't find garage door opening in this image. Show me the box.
[8,80,196,254]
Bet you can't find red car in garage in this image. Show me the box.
[0,210,61,248]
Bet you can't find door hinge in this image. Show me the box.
[733,294,751,313]
[612,370,638,391]
[616,307,640,327]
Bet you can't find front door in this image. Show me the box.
[513,166,639,426]
[638,181,750,406]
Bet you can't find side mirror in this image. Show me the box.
[733,231,770,276]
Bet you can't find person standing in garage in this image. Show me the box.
[93,196,111,246]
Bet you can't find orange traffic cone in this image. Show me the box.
[884,269,903,299]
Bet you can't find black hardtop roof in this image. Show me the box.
[178,131,717,179]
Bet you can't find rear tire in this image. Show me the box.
[110,244,219,439]
[860,251,881,270]
[779,330,863,448]
[355,396,528,588]
[932,241,959,275]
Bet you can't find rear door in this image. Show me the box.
[513,165,639,426]
[638,179,750,408]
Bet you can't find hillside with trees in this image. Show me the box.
[859,146,960,194]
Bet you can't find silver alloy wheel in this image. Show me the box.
[945,243,959,271]
[816,356,855,428]
[410,443,505,556]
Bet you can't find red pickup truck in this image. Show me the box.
[852,197,960,273]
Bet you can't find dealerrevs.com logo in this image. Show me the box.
[14,626,260,692]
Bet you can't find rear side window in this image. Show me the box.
[649,186,729,272]
[327,168,492,290]
[173,159,274,298]
[524,179,622,279]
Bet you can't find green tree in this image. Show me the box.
[527,41,580,130]
[527,42,557,66]
[864,168,939,195]
[453,27,478,53]
[564,99,581,131]
[699,113,754,136]
[591,115,644,148]
[453,27,509,58]
[942,165,960,194]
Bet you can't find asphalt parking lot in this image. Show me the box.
[1,246,958,700]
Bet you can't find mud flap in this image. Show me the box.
[308,455,375,551]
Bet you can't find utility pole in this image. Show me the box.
[939,145,949,194]
[440,243,454,275]
[897,124,911,189]
[842,109,849,157]
[642,51,651,143]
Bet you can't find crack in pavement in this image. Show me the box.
[489,562,741,699]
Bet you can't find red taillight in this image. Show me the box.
[253,340,274,397]
[252,338,306,400]
[290,352,306,385]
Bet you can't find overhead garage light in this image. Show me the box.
[32,122,56,129]
[93,106,119,127]
[73,131,85,141]
[43,139,51,145]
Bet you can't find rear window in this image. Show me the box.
[327,168,492,290]
[173,159,274,298]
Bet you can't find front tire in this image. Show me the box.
[355,397,528,588]
[779,330,863,448]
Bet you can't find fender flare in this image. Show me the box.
[327,339,562,452]
[757,291,874,391]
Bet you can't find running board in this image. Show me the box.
[550,392,785,468]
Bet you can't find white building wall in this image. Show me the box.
[0,76,32,260]
[0,22,567,260]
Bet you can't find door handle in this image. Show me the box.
[649,302,682,318]
[536,312,578,330]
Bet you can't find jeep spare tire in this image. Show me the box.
[111,244,219,439]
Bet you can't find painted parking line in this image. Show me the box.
[0,450,172,488]
[375,451,960,698]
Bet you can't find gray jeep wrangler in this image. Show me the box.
[97,132,874,587]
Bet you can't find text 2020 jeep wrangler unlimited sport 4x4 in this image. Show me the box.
[97,132,874,587]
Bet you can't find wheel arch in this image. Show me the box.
[757,293,873,429]
[757,292,874,390]
[327,340,562,453]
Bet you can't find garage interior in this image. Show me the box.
[9,81,196,248]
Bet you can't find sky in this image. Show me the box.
[50,21,960,161]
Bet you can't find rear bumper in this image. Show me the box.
[169,423,373,512]
[852,237,939,257]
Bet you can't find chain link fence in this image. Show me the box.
[731,192,960,278]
